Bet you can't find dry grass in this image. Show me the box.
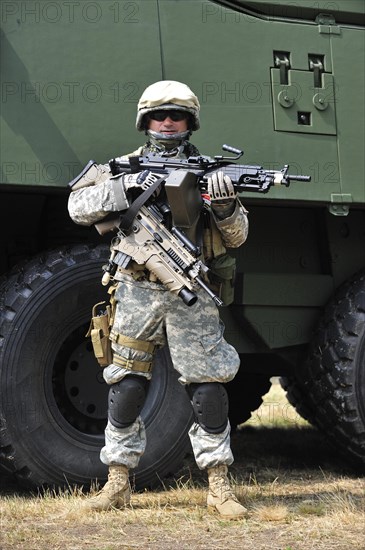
[243,380,310,429]
[1,382,364,550]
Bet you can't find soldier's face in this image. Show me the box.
[147,110,188,134]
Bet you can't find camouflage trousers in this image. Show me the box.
[100,275,240,470]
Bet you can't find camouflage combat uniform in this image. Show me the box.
[68,140,249,471]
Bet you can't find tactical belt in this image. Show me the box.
[113,353,153,373]
[109,330,156,354]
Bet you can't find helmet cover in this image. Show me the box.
[136,80,200,132]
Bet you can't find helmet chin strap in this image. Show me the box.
[147,129,191,150]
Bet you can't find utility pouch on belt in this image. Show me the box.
[86,301,113,367]
[209,254,236,306]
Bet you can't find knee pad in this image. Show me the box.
[108,375,149,428]
[187,382,229,434]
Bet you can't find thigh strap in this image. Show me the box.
[110,330,156,354]
[112,353,153,373]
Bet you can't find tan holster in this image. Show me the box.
[86,301,113,367]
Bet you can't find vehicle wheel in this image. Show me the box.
[0,244,193,489]
[281,270,365,467]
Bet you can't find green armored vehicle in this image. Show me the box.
[1,0,364,488]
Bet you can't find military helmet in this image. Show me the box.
[136,80,200,132]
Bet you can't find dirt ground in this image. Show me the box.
[1,385,364,550]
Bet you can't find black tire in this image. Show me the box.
[0,244,192,489]
[226,362,272,427]
[282,270,365,467]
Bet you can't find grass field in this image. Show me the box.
[1,381,364,550]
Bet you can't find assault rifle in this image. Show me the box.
[109,144,311,193]
[100,201,223,307]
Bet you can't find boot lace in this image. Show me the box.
[211,472,239,504]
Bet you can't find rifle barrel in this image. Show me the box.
[289,175,311,181]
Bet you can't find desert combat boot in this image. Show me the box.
[207,464,248,519]
[82,464,130,511]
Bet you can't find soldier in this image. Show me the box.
[68,80,249,519]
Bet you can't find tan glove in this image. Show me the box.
[207,171,237,219]
[123,170,162,191]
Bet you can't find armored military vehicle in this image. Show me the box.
[1,0,364,488]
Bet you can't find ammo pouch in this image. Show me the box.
[208,253,236,306]
[86,301,113,367]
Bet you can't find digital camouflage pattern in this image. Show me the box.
[213,201,249,249]
[100,277,240,469]
[105,275,240,386]
[189,422,234,469]
[100,417,234,470]
[100,418,146,470]
[68,140,249,471]
[68,173,126,226]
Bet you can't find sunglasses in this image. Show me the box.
[148,110,188,122]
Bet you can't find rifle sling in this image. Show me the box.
[118,175,166,232]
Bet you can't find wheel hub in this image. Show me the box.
[52,325,108,434]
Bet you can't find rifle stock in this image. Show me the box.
[95,214,120,235]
